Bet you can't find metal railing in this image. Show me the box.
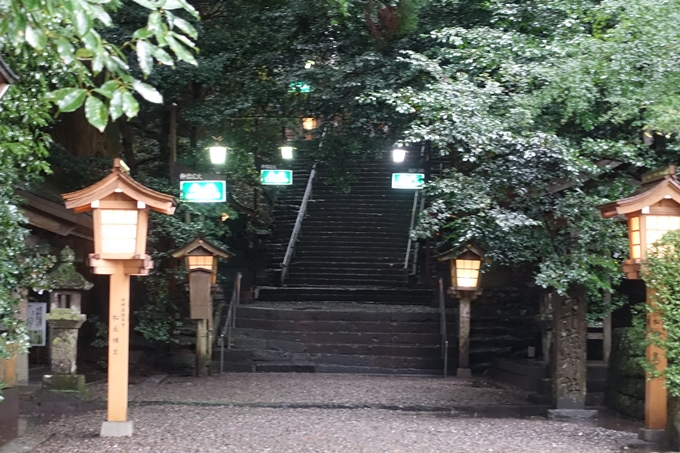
[280,163,317,285]
[219,272,242,375]
[439,277,449,377]
[403,190,420,285]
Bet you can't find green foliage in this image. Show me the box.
[0,0,199,132]
[642,229,680,397]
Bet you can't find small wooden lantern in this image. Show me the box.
[172,237,233,320]
[63,158,176,275]
[438,244,484,296]
[599,166,680,279]
[0,56,19,99]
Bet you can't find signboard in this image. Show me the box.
[261,170,293,186]
[392,173,425,189]
[180,180,227,202]
[27,302,46,347]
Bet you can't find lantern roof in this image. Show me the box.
[598,166,680,218]
[436,244,485,262]
[171,237,233,260]
[0,56,19,85]
[62,158,176,214]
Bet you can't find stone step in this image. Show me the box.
[256,287,434,304]
[216,361,442,375]
[237,306,445,323]
[232,327,442,345]
[216,343,443,359]
[235,317,442,334]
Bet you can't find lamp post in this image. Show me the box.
[62,158,176,437]
[0,56,18,99]
[172,237,233,377]
[438,244,483,378]
[599,165,680,440]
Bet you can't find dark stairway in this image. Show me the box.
[219,157,449,374]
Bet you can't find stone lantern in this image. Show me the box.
[43,246,93,393]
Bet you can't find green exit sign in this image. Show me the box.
[261,170,293,185]
[392,173,425,189]
[180,180,227,202]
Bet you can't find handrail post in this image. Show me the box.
[439,278,448,377]
[220,272,242,375]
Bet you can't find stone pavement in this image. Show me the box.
[3,373,656,452]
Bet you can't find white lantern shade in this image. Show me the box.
[392,148,406,163]
[454,258,481,289]
[209,146,228,165]
[302,117,317,130]
[187,255,215,272]
[280,145,294,160]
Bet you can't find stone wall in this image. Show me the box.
[605,327,645,419]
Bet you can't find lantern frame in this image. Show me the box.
[62,158,176,274]
[599,166,680,279]
[437,244,484,297]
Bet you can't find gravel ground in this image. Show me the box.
[89,373,532,406]
[4,373,652,452]
[24,406,639,453]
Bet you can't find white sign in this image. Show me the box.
[27,302,47,347]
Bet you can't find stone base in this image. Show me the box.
[101,421,134,437]
[548,409,598,425]
[42,374,86,393]
[638,428,664,443]
[456,368,472,378]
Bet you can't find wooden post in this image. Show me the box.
[457,296,471,378]
[107,261,131,423]
[196,319,208,377]
[552,286,587,410]
[645,289,667,431]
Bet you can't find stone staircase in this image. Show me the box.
[217,156,452,374]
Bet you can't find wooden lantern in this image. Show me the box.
[438,244,484,295]
[0,56,18,99]
[598,165,680,434]
[62,158,176,436]
[63,158,176,275]
[599,165,680,279]
[171,237,233,320]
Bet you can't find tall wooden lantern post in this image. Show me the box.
[172,237,232,377]
[438,245,484,378]
[599,166,680,440]
[62,159,176,437]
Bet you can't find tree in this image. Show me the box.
[0,0,199,362]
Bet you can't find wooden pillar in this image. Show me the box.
[552,286,587,409]
[196,319,209,377]
[645,289,667,430]
[457,296,471,378]
[107,261,131,422]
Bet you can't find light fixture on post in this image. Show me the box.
[0,56,18,100]
[392,146,407,163]
[280,144,295,160]
[208,136,228,165]
[302,117,318,131]
[598,165,680,439]
[62,158,176,438]
[172,237,233,377]
[437,244,484,379]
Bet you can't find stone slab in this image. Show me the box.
[548,409,598,425]
[42,374,86,393]
[457,368,472,378]
[101,421,133,437]
[638,428,664,443]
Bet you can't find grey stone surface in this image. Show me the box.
[638,428,664,443]
[548,409,599,426]
[100,421,133,437]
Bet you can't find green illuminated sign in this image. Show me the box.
[392,173,425,189]
[180,180,227,202]
[261,170,293,185]
[289,81,312,93]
